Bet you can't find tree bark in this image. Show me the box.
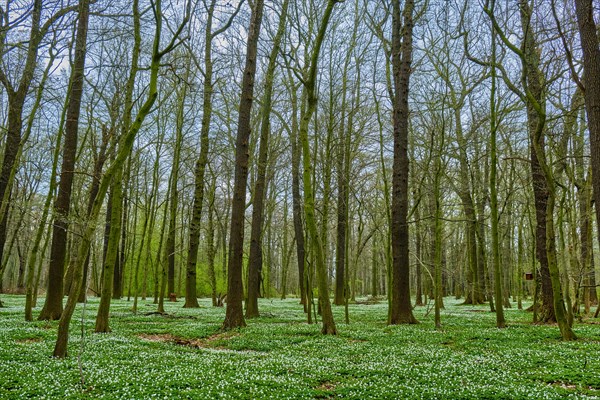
[513,0,575,339]
[288,73,307,312]
[297,0,341,335]
[223,0,265,330]
[78,127,110,302]
[574,1,600,306]
[39,0,90,321]
[389,0,417,325]
[113,158,131,300]
[246,0,289,318]
[51,0,91,352]
[169,61,189,305]
[488,11,505,327]
[453,108,483,305]
[334,11,359,306]
[95,168,123,332]
[207,180,218,306]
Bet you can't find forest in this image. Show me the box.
[0,0,600,398]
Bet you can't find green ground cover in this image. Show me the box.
[0,295,599,399]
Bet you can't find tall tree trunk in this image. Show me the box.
[389,0,417,325]
[520,1,555,325]
[50,0,91,351]
[334,6,359,306]
[530,125,555,322]
[517,221,524,309]
[453,109,482,305]
[432,115,445,330]
[372,234,379,298]
[246,0,288,318]
[166,153,181,301]
[223,0,265,330]
[126,168,140,302]
[574,1,600,305]
[184,0,216,309]
[113,159,132,300]
[488,12,505,327]
[288,73,307,312]
[78,127,110,302]
[298,0,341,335]
[169,62,189,304]
[487,0,576,339]
[133,161,159,313]
[24,74,65,319]
[156,183,172,313]
[207,180,218,306]
[321,103,333,296]
[39,0,90,321]
[280,197,292,299]
[95,168,123,332]
[374,94,393,313]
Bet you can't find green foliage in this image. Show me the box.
[196,260,226,297]
[0,295,599,399]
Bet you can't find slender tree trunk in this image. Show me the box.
[184,0,218,309]
[288,75,307,312]
[389,0,417,325]
[298,0,341,335]
[133,166,158,313]
[39,0,90,321]
[510,0,575,339]
[321,109,333,296]
[78,128,110,302]
[374,94,393,313]
[169,63,188,305]
[432,125,445,330]
[25,103,65,319]
[156,184,171,312]
[334,10,359,306]
[95,168,123,333]
[281,197,292,300]
[114,159,132,300]
[372,234,379,297]
[488,15,505,328]
[246,0,288,318]
[223,0,265,330]
[126,171,140,302]
[517,221,524,310]
[32,222,52,308]
[453,104,482,305]
[580,175,594,310]
[574,2,600,301]
[166,173,179,301]
[521,2,554,324]
[207,184,218,306]
[51,0,91,352]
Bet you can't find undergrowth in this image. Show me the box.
[0,295,599,399]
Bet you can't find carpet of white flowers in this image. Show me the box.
[1,294,599,399]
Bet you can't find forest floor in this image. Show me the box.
[0,295,599,399]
